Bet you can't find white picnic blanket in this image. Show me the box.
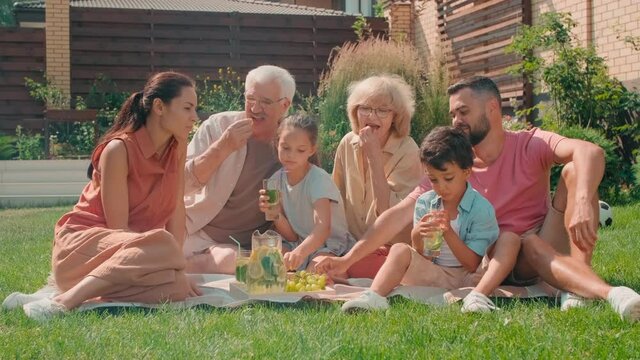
[11,274,559,312]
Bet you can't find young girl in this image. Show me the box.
[259,114,355,271]
[341,126,499,312]
[4,72,202,320]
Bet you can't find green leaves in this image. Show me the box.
[507,11,640,202]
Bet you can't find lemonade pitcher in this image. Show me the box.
[246,230,287,294]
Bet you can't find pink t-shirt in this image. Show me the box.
[409,128,566,235]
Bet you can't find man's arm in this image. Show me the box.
[185,117,253,193]
[553,138,605,250]
[315,195,416,275]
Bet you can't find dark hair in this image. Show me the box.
[277,113,320,166]
[87,71,195,178]
[420,126,473,171]
[447,76,501,105]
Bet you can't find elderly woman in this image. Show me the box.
[329,74,422,278]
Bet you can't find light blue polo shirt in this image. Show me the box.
[414,182,499,262]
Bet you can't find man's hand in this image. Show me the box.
[315,256,350,277]
[568,198,598,252]
[219,118,253,152]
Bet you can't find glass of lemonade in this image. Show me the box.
[235,249,251,283]
[423,228,443,258]
[262,178,281,221]
[423,199,443,258]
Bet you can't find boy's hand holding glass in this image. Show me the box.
[416,211,449,259]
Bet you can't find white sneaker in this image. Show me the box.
[341,290,389,312]
[461,291,498,313]
[607,286,640,322]
[560,292,588,311]
[2,292,45,310]
[23,298,67,321]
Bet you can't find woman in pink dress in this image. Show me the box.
[6,72,201,320]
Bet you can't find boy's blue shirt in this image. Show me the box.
[414,182,499,257]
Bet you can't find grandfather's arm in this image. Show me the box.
[185,118,252,194]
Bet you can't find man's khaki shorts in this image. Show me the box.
[482,204,569,286]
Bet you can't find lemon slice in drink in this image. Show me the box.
[247,261,264,279]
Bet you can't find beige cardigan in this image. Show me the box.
[184,111,247,235]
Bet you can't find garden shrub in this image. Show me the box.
[197,68,244,116]
[0,135,17,160]
[15,125,44,160]
[317,37,450,171]
[506,12,639,177]
[24,74,129,157]
[84,74,129,138]
[542,119,637,204]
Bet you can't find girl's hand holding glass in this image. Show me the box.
[258,189,281,220]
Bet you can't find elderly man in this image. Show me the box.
[318,76,640,321]
[183,65,294,274]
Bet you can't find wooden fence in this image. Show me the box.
[0,8,387,132]
[70,8,387,98]
[0,27,45,132]
[437,0,530,109]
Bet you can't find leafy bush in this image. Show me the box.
[0,135,17,160]
[197,68,244,116]
[543,120,637,204]
[506,12,639,174]
[317,37,450,170]
[15,126,44,160]
[25,76,70,109]
[24,74,128,157]
[84,74,129,137]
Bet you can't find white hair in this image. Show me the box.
[245,65,296,102]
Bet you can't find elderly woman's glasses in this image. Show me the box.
[245,94,285,108]
[357,106,393,118]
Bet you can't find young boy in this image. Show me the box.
[341,126,499,311]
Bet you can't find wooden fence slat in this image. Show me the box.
[442,23,519,52]
[437,0,525,107]
[439,5,521,39]
[1,9,388,127]
[443,0,518,22]
[0,30,45,43]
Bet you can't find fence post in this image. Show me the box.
[312,15,318,93]
[229,12,239,61]
[150,9,155,73]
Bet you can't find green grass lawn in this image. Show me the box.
[1,204,639,358]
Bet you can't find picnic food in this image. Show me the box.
[285,271,327,292]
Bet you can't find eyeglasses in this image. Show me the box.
[357,106,393,118]
[245,94,286,108]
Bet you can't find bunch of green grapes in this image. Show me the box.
[285,270,327,292]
